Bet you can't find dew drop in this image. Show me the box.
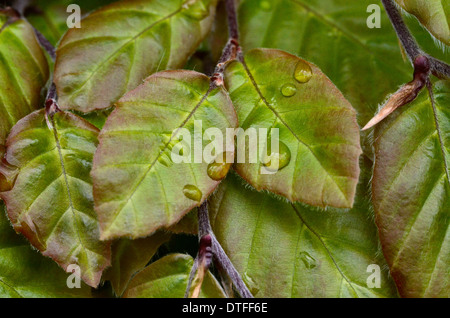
[299,251,316,269]
[280,83,297,97]
[262,140,291,172]
[183,184,202,202]
[294,61,313,83]
[207,152,233,181]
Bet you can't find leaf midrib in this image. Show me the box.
[104,85,214,231]
[63,6,184,101]
[238,57,352,204]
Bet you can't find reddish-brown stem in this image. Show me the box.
[381,0,450,79]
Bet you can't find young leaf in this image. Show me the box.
[0,202,92,297]
[54,0,218,112]
[0,10,49,157]
[122,254,226,298]
[372,80,449,298]
[0,110,111,288]
[104,231,171,297]
[395,0,450,46]
[25,0,119,46]
[235,0,412,126]
[209,170,398,298]
[92,70,238,240]
[224,48,361,208]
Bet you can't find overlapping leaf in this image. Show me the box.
[54,0,218,112]
[0,202,92,297]
[395,0,450,45]
[235,0,414,126]
[25,0,118,46]
[122,254,225,298]
[224,48,361,208]
[92,70,238,240]
[0,110,111,287]
[209,168,398,297]
[0,10,49,157]
[372,80,449,298]
[105,231,171,296]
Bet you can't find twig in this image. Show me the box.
[381,0,450,79]
[198,202,253,298]
[210,0,241,88]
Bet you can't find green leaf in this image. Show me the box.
[235,0,412,126]
[122,253,226,298]
[25,0,119,46]
[224,48,361,208]
[395,0,450,45]
[0,10,49,157]
[0,110,111,288]
[209,168,399,298]
[105,231,171,296]
[92,70,238,240]
[372,80,450,298]
[0,202,92,297]
[54,0,218,112]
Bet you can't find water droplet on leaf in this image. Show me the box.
[183,184,202,202]
[294,61,313,83]
[299,251,316,269]
[262,140,291,172]
[281,83,297,97]
[207,152,233,181]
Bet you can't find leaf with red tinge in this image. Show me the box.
[224,48,361,208]
[0,10,49,157]
[0,110,111,288]
[92,70,238,240]
[104,231,171,297]
[54,0,218,112]
[122,254,225,298]
[373,80,450,297]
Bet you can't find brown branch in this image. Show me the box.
[381,0,450,79]
[197,202,253,298]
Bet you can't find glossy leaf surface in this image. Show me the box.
[0,11,49,157]
[105,231,171,296]
[209,170,398,297]
[373,80,450,297]
[224,48,361,208]
[122,253,225,298]
[396,0,450,45]
[92,70,238,240]
[0,200,92,297]
[0,110,110,287]
[235,0,414,126]
[54,0,218,112]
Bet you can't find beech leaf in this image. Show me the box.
[54,0,218,112]
[372,80,450,297]
[92,70,238,240]
[0,202,92,297]
[0,10,49,157]
[122,253,226,298]
[224,48,361,208]
[0,110,111,288]
[209,169,398,298]
[395,0,450,45]
[105,231,171,296]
